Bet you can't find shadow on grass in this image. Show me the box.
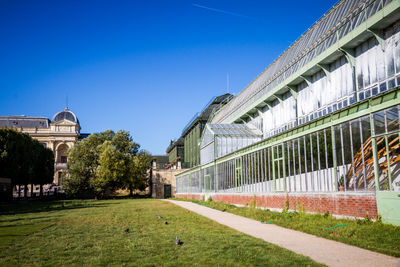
[0,215,56,223]
[0,223,37,228]
[0,200,121,216]
[0,222,56,247]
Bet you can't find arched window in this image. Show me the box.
[57,144,69,163]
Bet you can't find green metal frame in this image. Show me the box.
[177,87,400,181]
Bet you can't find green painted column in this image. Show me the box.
[370,115,380,191]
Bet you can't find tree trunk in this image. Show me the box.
[31,183,34,197]
[39,184,43,197]
[24,184,27,198]
[129,186,133,197]
[18,185,21,198]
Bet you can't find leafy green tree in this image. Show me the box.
[0,128,54,197]
[93,141,127,197]
[63,133,106,197]
[64,130,148,198]
[112,130,139,156]
[32,144,54,196]
[125,150,151,196]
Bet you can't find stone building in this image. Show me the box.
[150,155,185,198]
[0,107,87,186]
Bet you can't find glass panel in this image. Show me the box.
[386,106,399,133]
[326,128,334,168]
[377,136,389,190]
[298,138,305,191]
[334,125,344,190]
[388,133,400,191]
[285,142,291,176]
[374,110,386,135]
[305,135,312,173]
[360,116,374,190]
[380,82,387,93]
[388,78,396,90]
[312,133,319,171]
[342,122,352,190]
[268,147,272,184]
[365,89,371,98]
[293,139,300,176]
[349,120,362,190]
[335,125,343,166]
[312,133,320,191]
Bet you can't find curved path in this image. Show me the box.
[166,200,400,267]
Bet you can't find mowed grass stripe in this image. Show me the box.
[0,199,323,266]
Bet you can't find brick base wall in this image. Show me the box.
[176,192,378,219]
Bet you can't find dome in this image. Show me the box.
[52,107,79,124]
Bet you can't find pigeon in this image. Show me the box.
[124,228,129,233]
[175,236,183,245]
[157,214,162,219]
[164,221,168,225]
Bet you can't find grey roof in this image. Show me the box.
[0,116,50,129]
[79,133,90,140]
[52,107,79,124]
[199,93,233,120]
[207,124,262,136]
[181,93,233,136]
[152,155,169,169]
[166,137,184,153]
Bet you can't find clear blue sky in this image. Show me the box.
[0,0,337,155]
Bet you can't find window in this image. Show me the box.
[61,156,67,163]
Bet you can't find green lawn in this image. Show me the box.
[173,198,400,257]
[0,199,322,266]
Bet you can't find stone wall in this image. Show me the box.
[176,192,378,219]
[151,169,185,199]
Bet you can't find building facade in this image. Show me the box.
[176,0,400,225]
[177,94,233,168]
[0,107,85,186]
[150,155,184,198]
[166,137,184,166]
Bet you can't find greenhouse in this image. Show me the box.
[200,124,262,165]
[176,0,400,225]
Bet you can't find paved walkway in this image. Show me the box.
[166,200,400,267]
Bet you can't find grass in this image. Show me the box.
[0,199,322,266]
[172,198,400,257]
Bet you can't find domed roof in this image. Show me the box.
[52,107,79,124]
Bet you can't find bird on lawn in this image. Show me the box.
[124,228,129,233]
[164,221,168,225]
[157,214,162,219]
[175,236,183,245]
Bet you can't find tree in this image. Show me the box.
[124,150,151,196]
[0,129,26,196]
[0,128,54,197]
[93,141,127,197]
[32,144,54,196]
[63,132,108,197]
[64,130,148,198]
